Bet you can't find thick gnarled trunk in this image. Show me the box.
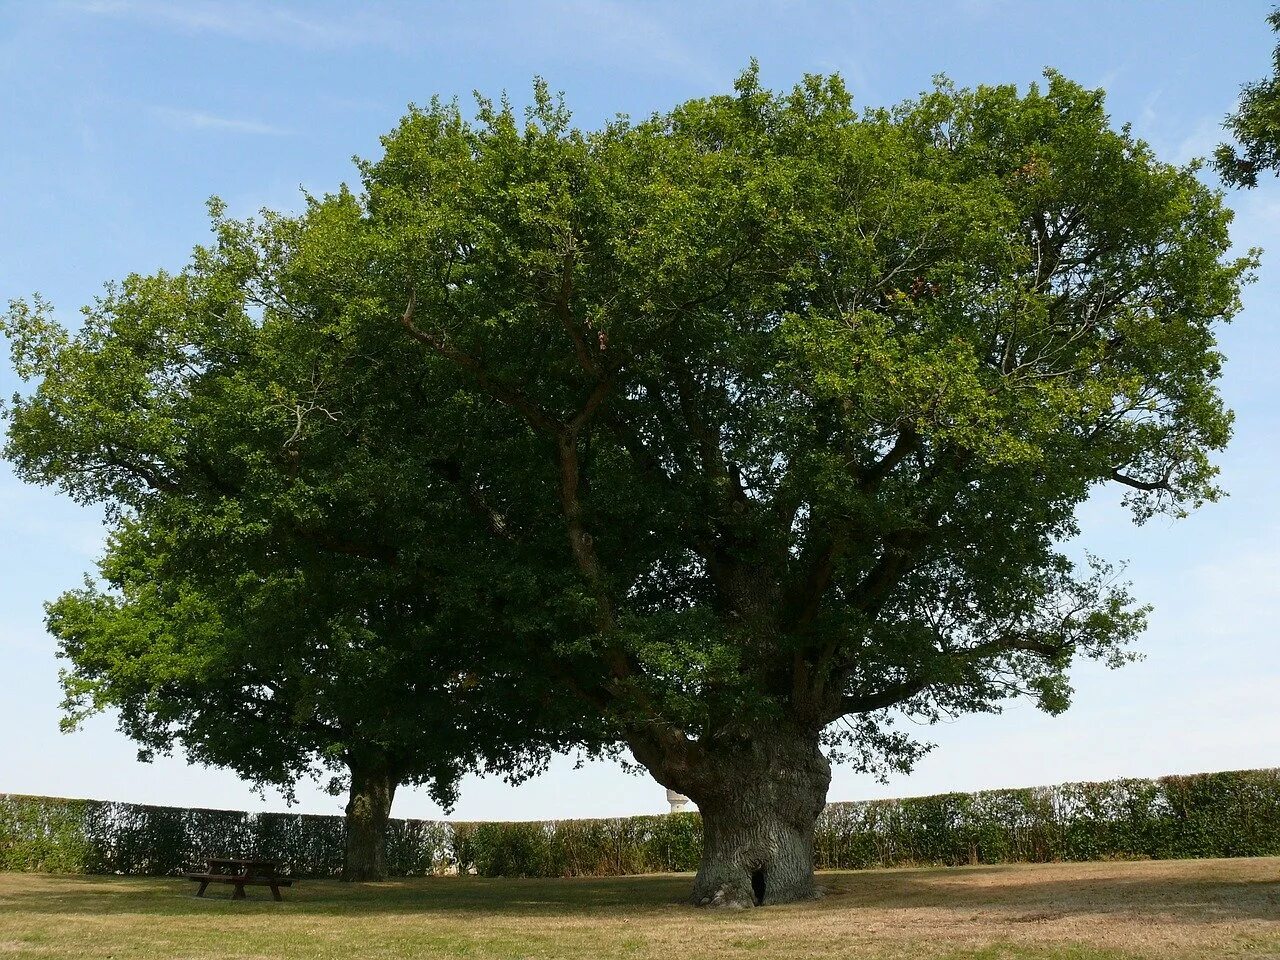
[641,727,832,908]
[342,762,397,882]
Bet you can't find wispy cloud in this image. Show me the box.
[543,0,723,87]
[954,0,1007,17]
[152,106,290,136]
[1131,98,1226,169]
[0,473,107,561]
[70,0,725,88]
[67,0,406,50]
[1172,115,1226,168]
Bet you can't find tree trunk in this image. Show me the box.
[342,762,397,882]
[641,727,832,908]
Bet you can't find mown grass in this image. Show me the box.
[1,856,1278,959]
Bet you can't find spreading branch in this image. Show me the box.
[1110,468,1173,492]
[399,292,564,436]
[839,676,929,716]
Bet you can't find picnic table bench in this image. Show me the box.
[185,857,294,901]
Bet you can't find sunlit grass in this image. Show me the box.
[2,856,1277,958]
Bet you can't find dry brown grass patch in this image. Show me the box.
[0,856,1277,958]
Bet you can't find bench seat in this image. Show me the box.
[185,872,294,901]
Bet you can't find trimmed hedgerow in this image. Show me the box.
[4,768,1279,878]
[813,770,1280,868]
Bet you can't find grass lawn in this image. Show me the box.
[1,857,1278,959]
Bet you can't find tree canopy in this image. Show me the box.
[45,507,556,879]
[3,67,1252,906]
[3,226,570,880]
[1217,9,1280,187]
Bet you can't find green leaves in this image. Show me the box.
[353,68,1248,763]
[2,67,1251,789]
[4,185,570,809]
[1216,9,1280,187]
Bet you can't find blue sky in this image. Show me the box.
[1,0,1277,822]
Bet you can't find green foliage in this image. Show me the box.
[2,68,1254,818]
[2,220,571,818]
[1216,9,1280,187]
[0,796,96,873]
[454,814,702,877]
[6,769,1280,878]
[814,769,1280,868]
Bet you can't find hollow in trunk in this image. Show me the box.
[647,729,832,908]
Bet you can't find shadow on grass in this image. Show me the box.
[0,872,697,918]
[4,861,1278,924]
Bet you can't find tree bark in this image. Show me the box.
[342,761,397,882]
[640,727,832,908]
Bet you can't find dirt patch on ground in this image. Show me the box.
[1,856,1277,958]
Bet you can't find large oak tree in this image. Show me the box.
[5,69,1251,906]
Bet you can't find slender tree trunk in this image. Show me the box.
[342,761,397,882]
[639,726,832,908]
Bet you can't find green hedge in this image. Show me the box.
[814,770,1280,868]
[0,794,703,878]
[4,768,1280,878]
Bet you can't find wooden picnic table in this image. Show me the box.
[185,857,294,901]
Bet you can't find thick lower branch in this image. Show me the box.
[399,292,563,436]
[1110,468,1172,492]
[838,676,929,719]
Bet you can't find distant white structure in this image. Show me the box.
[666,788,690,813]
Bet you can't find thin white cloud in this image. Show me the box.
[1175,542,1280,642]
[70,0,726,88]
[352,0,726,91]
[1172,115,1225,168]
[0,474,107,561]
[955,0,1006,16]
[152,106,290,136]
[66,0,406,50]
[1138,88,1162,131]
[544,0,723,86]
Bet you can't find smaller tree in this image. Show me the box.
[49,516,542,881]
[2,215,568,881]
[1216,9,1280,187]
